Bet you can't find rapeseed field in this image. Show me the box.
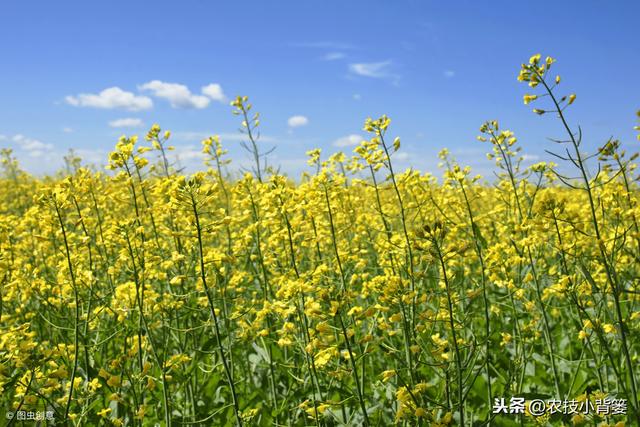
[0,55,638,426]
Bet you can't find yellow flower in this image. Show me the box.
[381,369,396,382]
[135,405,147,420]
[97,408,112,418]
[602,323,615,334]
[107,375,121,388]
[500,332,512,346]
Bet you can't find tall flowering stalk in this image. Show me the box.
[519,53,639,422]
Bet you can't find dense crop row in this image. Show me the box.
[1,56,638,426]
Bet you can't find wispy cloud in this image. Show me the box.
[332,134,362,148]
[173,131,276,144]
[348,60,400,83]
[349,61,392,78]
[322,52,346,61]
[66,87,153,111]
[172,144,206,162]
[109,118,144,128]
[290,41,355,50]
[62,127,74,133]
[394,152,410,161]
[11,134,54,158]
[443,70,455,78]
[74,148,109,165]
[287,115,309,128]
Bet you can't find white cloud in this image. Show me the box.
[65,87,153,111]
[290,41,354,50]
[62,127,74,133]
[353,94,361,100]
[287,115,309,128]
[348,61,393,78]
[394,152,409,161]
[11,134,53,158]
[74,148,109,165]
[139,80,210,109]
[443,70,455,78]
[173,131,276,144]
[172,131,218,141]
[332,134,362,148]
[201,83,226,102]
[173,145,206,161]
[109,118,144,128]
[0,134,6,141]
[522,154,540,162]
[322,52,346,61]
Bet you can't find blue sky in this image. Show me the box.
[1,0,638,177]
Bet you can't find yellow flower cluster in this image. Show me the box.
[0,55,638,426]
